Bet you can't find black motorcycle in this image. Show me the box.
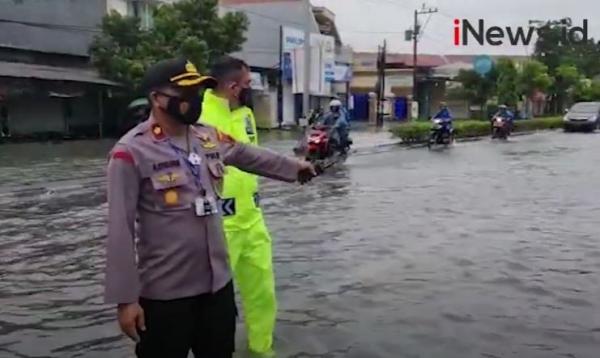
[428,118,454,149]
[491,115,511,140]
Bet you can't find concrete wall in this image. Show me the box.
[9,96,64,135]
[220,0,320,69]
[107,0,129,14]
[253,89,278,129]
[0,0,107,56]
[7,94,100,136]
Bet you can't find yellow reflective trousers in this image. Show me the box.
[200,90,275,353]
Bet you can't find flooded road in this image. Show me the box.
[1,131,599,358]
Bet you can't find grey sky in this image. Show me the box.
[310,0,600,55]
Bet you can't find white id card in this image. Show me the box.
[188,152,202,165]
[195,196,219,217]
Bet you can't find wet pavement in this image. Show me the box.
[1,130,599,358]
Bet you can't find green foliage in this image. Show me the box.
[532,20,600,113]
[534,21,600,78]
[496,58,519,107]
[574,79,600,102]
[551,64,581,112]
[391,117,563,142]
[390,121,431,143]
[90,0,249,89]
[518,60,553,98]
[513,117,564,131]
[455,68,497,107]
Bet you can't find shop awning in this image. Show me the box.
[0,61,119,86]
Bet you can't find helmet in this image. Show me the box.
[329,99,342,108]
[498,104,508,109]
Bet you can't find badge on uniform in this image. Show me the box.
[164,189,179,205]
[245,115,254,135]
[157,171,181,185]
[201,140,217,149]
[188,152,202,165]
[195,196,218,216]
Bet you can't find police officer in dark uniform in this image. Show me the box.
[104,58,316,358]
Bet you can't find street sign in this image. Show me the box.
[473,55,493,76]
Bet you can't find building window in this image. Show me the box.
[128,0,153,29]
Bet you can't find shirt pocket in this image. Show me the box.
[205,151,225,198]
[149,168,192,211]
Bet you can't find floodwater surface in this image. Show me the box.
[1,131,599,358]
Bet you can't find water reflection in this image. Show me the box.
[0,132,599,357]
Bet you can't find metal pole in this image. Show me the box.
[376,45,381,125]
[412,9,418,104]
[277,25,283,128]
[98,90,104,138]
[379,40,386,127]
[302,30,311,123]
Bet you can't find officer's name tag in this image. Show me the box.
[195,196,218,217]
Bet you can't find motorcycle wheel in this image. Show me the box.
[427,132,437,149]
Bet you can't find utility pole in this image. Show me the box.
[376,40,386,127]
[302,30,311,125]
[410,4,438,107]
[277,25,283,128]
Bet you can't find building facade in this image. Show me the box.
[220,0,350,128]
[0,0,130,139]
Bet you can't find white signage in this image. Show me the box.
[309,33,335,96]
[281,27,335,96]
[333,64,352,82]
[250,72,265,91]
[282,26,305,52]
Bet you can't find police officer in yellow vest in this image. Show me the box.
[199,56,275,356]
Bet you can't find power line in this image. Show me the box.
[418,13,433,41]
[409,4,439,107]
[220,4,306,28]
[342,29,406,34]
[0,18,100,33]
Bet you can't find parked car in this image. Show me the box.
[563,102,600,132]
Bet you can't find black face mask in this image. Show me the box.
[163,92,203,125]
[238,87,253,109]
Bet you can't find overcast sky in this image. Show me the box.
[310,0,600,55]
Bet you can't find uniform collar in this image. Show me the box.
[140,115,173,143]
[204,89,231,112]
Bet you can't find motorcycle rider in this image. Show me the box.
[492,104,515,132]
[493,104,515,121]
[321,99,350,152]
[432,102,453,133]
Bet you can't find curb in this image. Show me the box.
[391,129,558,146]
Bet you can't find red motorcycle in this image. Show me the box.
[491,115,511,140]
[306,124,335,161]
[294,123,350,162]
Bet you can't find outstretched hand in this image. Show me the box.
[297,160,317,184]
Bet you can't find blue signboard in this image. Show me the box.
[282,52,293,82]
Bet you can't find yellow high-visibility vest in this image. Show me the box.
[200,89,261,230]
